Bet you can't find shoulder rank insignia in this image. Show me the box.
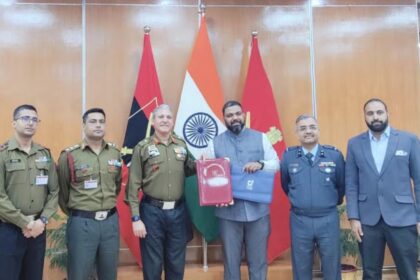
[322,145,337,151]
[286,146,299,152]
[0,142,8,152]
[107,142,117,148]
[64,144,80,153]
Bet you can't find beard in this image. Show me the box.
[227,121,244,135]
[366,118,388,133]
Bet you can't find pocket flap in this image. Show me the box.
[395,195,414,204]
[35,161,49,170]
[288,165,302,174]
[358,194,367,201]
[5,161,25,171]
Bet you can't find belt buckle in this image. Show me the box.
[162,201,175,210]
[95,211,108,221]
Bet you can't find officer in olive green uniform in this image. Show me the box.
[126,104,195,280]
[0,104,58,280]
[57,108,122,280]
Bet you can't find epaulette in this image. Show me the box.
[0,142,8,152]
[64,144,80,153]
[285,146,299,152]
[107,142,119,150]
[322,145,338,151]
[137,137,151,148]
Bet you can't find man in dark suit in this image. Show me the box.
[346,98,420,280]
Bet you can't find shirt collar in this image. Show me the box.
[302,144,319,157]
[368,126,390,141]
[81,139,107,151]
[152,133,176,145]
[8,137,41,154]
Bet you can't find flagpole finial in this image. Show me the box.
[252,30,258,37]
[198,3,206,15]
[144,25,151,34]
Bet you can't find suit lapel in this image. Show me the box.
[362,132,380,175]
[379,129,399,177]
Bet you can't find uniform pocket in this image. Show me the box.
[395,195,414,204]
[5,161,25,172]
[319,166,335,186]
[35,161,49,171]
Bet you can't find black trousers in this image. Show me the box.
[140,201,191,280]
[359,218,417,280]
[0,222,46,280]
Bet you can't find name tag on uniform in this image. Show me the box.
[35,175,48,185]
[84,179,98,189]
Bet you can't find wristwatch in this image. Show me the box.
[40,216,48,225]
[258,160,265,170]
[131,215,141,222]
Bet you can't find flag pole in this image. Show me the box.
[198,1,209,273]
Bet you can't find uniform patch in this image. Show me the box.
[35,156,49,163]
[318,161,336,167]
[8,159,21,164]
[174,147,187,160]
[148,145,160,157]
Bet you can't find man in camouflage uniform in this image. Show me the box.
[126,104,195,280]
[58,108,122,280]
[0,104,58,280]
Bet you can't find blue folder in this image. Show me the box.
[230,165,276,204]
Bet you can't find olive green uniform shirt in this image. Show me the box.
[57,140,122,215]
[0,138,59,229]
[126,134,195,217]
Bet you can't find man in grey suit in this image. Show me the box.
[346,98,420,280]
[206,100,279,280]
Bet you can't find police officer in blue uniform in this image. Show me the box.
[281,115,345,280]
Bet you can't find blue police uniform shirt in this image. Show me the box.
[280,144,345,210]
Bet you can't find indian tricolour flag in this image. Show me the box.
[174,15,225,242]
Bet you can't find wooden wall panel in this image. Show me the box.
[0,4,82,157]
[207,4,312,147]
[313,5,420,153]
[313,0,415,5]
[85,4,197,146]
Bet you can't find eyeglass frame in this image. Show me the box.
[15,116,41,124]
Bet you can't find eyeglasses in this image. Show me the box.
[15,116,41,124]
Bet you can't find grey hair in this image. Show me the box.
[295,114,317,124]
[152,104,172,119]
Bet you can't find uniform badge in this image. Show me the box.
[174,147,187,160]
[108,159,122,167]
[319,161,336,167]
[148,145,160,157]
[35,156,49,163]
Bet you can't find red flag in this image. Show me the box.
[117,31,164,267]
[241,35,290,262]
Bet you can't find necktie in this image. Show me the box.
[306,152,313,166]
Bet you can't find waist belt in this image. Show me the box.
[291,206,336,217]
[143,195,183,210]
[70,207,116,221]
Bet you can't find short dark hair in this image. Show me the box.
[13,104,37,120]
[363,98,388,112]
[222,100,242,115]
[82,108,106,123]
